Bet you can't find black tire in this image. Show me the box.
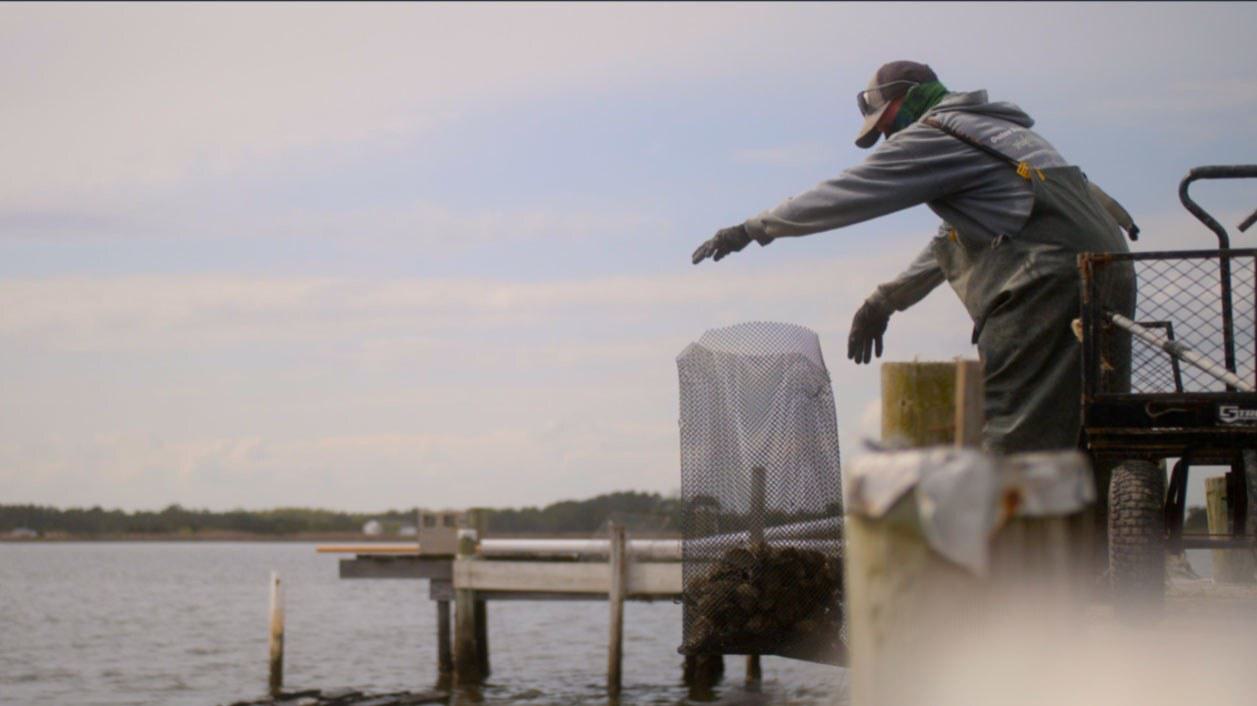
[1108,459,1166,615]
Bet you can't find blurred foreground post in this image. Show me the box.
[846,450,1095,706]
[607,522,626,695]
[846,361,1094,706]
[268,571,284,698]
[1206,476,1256,583]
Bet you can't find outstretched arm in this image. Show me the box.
[693,126,972,265]
[742,129,973,243]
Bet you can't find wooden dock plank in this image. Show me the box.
[318,544,422,555]
[453,559,681,595]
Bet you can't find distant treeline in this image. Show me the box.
[2,493,1210,538]
[0,491,682,537]
[0,504,408,536]
[488,491,681,534]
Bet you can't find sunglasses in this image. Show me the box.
[856,80,920,117]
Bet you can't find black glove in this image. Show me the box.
[691,224,754,265]
[848,296,892,365]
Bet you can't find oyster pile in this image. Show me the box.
[681,543,843,661]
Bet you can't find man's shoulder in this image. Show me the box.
[880,119,962,155]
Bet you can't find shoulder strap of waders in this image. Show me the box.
[922,116,1046,182]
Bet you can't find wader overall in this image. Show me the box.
[924,118,1135,454]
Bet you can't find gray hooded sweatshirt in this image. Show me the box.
[741,90,1129,313]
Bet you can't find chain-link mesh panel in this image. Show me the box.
[676,322,843,662]
[1089,252,1256,394]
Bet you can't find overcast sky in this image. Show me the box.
[2,3,1255,512]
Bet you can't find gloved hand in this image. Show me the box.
[691,224,753,265]
[847,295,892,365]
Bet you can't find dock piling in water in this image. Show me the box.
[454,509,488,684]
[746,466,765,686]
[436,599,452,678]
[607,522,627,695]
[268,571,284,698]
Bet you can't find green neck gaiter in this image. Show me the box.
[889,81,949,134]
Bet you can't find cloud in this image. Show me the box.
[1064,78,1257,137]
[0,251,905,352]
[0,4,826,209]
[6,3,1250,511]
[733,142,835,167]
[0,248,976,510]
[8,3,1250,210]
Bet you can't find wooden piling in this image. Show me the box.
[953,359,984,448]
[881,360,982,448]
[268,571,284,698]
[607,523,627,695]
[746,466,765,686]
[474,600,489,677]
[454,511,486,684]
[472,509,490,677]
[1206,476,1256,583]
[683,654,724,698]
[745,655,761,687]
[436,600,452,677]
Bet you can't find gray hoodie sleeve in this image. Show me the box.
[870,231,947,312]
[742,127,978,242]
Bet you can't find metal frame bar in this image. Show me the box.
[1165,455,1190,548]
[1080,249,1257,405]
[1179,166,1257,383]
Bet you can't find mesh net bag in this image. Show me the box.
[676,321,844,663]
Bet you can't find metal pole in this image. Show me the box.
[1178,166,1257,381]
[1107,312,1255,392]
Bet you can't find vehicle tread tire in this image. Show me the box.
[1108,459,1166,615]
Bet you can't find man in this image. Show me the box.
[692,60,1136,454]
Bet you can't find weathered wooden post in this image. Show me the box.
[1206,476,1256,583]
[683,654,724,700]
[436,600,453,678]
[472,509,490,678]
[454,510,486,685]
[473,601,489,677]
[268,571,284,698]
[952,359,984,448]
[881,361,970,447]
[745,466,765,686]
[683,503,724,694]
[607,522,627,695]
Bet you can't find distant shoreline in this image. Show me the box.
[0,532,386,543]
[2,529,682,543]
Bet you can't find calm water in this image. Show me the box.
[0,543,846,706]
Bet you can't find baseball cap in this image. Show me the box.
[854,60,938,148]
